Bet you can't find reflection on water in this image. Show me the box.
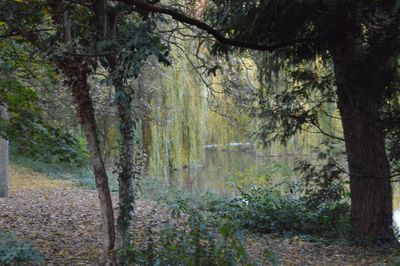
[168,149,400,230]
[168,150,301,196]
[393,209,400,230]
[393,184,400,229]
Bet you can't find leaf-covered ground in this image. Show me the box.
[0,165,396,265]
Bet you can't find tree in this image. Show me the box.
[207,1,400,244]
[0,34,82,197]
[1,1,169,264]
[117,0,400,244]
[1,2,116,263]
[92,5,169,263]
[0,106,8,198]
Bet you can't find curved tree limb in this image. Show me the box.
[118,0,314,51]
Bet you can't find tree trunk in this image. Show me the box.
[332,48,396,244]
[0,105,8,198]
[137,64,154,169]
[59,59,116,264]
[114,79,135,266]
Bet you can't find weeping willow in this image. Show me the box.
[138,56,208,177]
[135,47,343,179]
[205,74,252,146]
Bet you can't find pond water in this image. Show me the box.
[168,149,400,229]
[169,150,299,196]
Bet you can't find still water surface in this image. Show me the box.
[169,150,298,195]
[169,150,400,228]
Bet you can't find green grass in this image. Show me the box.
[10,154,118,191]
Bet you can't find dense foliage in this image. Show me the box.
[0,33,88,165]
[224,187,350,239]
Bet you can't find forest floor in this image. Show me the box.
[0,165,397,265]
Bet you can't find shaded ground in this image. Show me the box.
[0,165,395,265]
[247,234,391,265]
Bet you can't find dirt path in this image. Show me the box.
[0,166,394,265]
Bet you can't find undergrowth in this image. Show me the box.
[128,195,253,266]
[138,172,350,241]
[0,231,43,265]
[129,172,350,265]
[221,186,350,239]
[9,143,351,265]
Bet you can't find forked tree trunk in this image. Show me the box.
[59,59,116,264]
[332,47,396,244]
[0,105,8,198]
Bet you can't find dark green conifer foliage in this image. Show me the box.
[203,0,400,244]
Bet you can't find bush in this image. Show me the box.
[221,186,350,239]
[127,196,253,266]
[0,231,43,265]
[9,122,89,166]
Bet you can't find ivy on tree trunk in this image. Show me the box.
[0,105,8,198]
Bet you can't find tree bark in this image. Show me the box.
[332,47,396,244]
[59,59,116,264]
[114,79,135,266]
[96,3,137,262]
[0,105,8,198]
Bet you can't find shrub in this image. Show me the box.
[221,186,350,239]
[0,231,43,265]
[127,196,253,266]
